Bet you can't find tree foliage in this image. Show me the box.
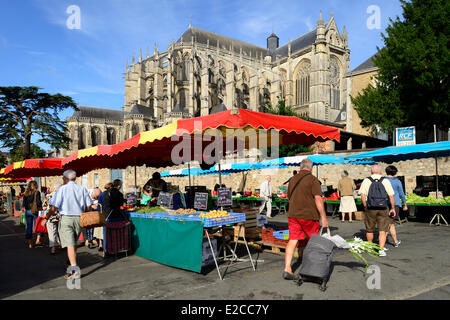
[352,0,449,134]
[0,86,77,160]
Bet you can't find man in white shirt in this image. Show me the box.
[259,175,273,218]
[359,165,396,257]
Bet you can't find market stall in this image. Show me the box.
[345,141,450,226]
[60,108,340,278]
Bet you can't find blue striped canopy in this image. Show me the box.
[345,141,450,164]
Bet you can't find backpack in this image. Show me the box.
[367,177,389,208]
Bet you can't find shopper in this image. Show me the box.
[359,164,396,257]
[103,179,125,220]
[284,158,329,280]
[22,180,43,248]
[337,170,357,223]
[81,187,102,249]
[94,182,113,252]
[283,170,298,185]
[46,183,61,255]
[143,172,167,205]
[258,176,273,218]
[44,170,93,280]
[385,165,406,248]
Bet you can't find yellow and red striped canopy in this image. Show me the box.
[62,108,340,172]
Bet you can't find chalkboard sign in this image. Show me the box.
[157,192,172,208]
[217,188,232,207]
[126,193,137,206]
[194,192,208,210]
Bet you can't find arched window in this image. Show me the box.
[132,124,140,136]
[329,57,341,109]
[78,127,86,149]
[295,61,311,106]
[107,128,116,145]
[183,55,190,81]
[91,127,101,147]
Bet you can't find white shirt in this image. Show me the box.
[259,180,272,199]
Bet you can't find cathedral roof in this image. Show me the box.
[273,29,317,58]
[72,106,125,121]
[177,26,269,58]
[129,103,154,117]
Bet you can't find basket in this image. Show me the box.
[80,211,106,228]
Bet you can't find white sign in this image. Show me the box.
[395,127,416,146]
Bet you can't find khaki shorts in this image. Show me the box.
[365,208,390,232]
[59,215,82,248]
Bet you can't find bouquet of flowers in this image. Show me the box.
[346,237,382,272]
[322,234,381,272]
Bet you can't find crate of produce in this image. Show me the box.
[273,230,289,240]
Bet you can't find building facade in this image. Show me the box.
[66,12,351,153]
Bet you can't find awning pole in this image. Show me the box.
[134,161,137,194]
[219,163,222,185]
[188,163,192,189]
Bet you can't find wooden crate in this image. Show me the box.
[234,223,261,241]
[354,211,365,221]
[260,241,305,257]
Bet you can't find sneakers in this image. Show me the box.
[379,249,387,257]
[282,271,299,281]
[394,240,401,247]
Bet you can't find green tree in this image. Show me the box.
[9,144,46,163]
[263,97,311,157]
[352,0,449,134]
[0,86,77,160]
[0,151,7,168]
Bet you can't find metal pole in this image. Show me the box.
[134,164,137,194]
[219,163,222,185]
[188,163,192,189]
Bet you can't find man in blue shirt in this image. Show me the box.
[44,170,92,279]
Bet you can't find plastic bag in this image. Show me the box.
[322,233,351,249]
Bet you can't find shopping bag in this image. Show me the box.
[34,216,48,234]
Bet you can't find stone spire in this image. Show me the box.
[139,48,142,62]
[316,10,326,42]
[132,54,135,65]
[154,42,158,56]
[147,47,150,58]
[126,59,128,72]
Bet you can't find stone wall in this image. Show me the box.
[3,155,447,196]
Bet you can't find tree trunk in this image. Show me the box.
[23,133,31,160]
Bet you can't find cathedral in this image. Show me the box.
[66,12,350,153]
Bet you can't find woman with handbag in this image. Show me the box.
[94,182,113,252]
[22,181,43,248]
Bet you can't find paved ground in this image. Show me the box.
[1,211,449,300]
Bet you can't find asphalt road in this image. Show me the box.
[1,212,449,300]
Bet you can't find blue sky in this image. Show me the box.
[0,0,403,150]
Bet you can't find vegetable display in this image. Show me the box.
[406,194,449,205]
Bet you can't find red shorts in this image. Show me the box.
[288,218,320,240]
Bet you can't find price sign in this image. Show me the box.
[157,192,172,208]
[194,192,208,210]
[126,192,137,206]
[217,188,232,207]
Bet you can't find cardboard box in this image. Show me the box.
[354,211,365,221]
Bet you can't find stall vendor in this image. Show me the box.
[142,172,168,205]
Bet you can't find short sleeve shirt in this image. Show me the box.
[287,171,322,220]
[49,181,93,216]
[359,174,395,197]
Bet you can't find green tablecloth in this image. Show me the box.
[130,217,204,273]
